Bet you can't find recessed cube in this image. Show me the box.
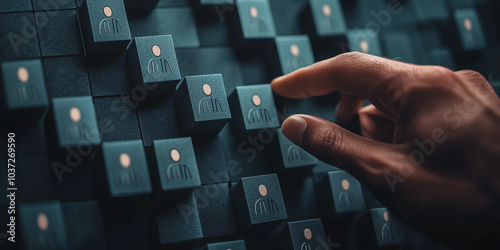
[19,201,68,250]
[370,208,405,246]
[78,0,132,53]
[52,96,101,148]
[272,35,315,76]
[155,193,203,244]
[275,219,327,250]
[346,29,382,56]
[454,8,485,51]
[1,59,48,111]
[236,0,276,39]
[316,170,365,219]
[271,129,318,169]
[229,84,279,138]
[152,137,201,192]
[126,35,181,92]
[175,74,231,135]
[61,201,107,249]
[207,240,246,250]
[231,173,287,231]
[102,140,152,197]
[310,0,347,36]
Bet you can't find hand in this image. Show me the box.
[271,52,500,248]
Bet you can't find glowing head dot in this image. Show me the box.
[360,40,369,53]
[202,84,212,96]
[322,4,331,17]
[37,213,49,231]
[258,184,267,197]
[120,153,131,168]
[290,44,300,56]
[464,18,472,32]
[104,6,112,17]
[69,107,81,122]
[304,228,312,240]
[252,94,261,106]
[170,149,180,162]
[152,45,161,57]
[383,211,390,222]
[17,67,29,83]
[341,179,350,191]
[250,7,258,18]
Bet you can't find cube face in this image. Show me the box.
[52,96,101,148]
[328,171,365,213]
[127,35,181,88]
[371,208,405,246]
[237,0,276,38]
[288,219,326,250]
[102,140,152,197]
[230,85,279,135]
[310,0,346,36]
[233,173,287,226]
[414,0,448,21]
[277,130,318,168]
[1,59,48,110]
[79,0,131,52]
[455,9,485,51]
[156,193,203,244]
[275,36,315,75]
[153,137,201,191]
[207,240,246,250]
[61,201,107,250]
[19,201,68,250]
[176,74,231,135]
[346,29,382,56]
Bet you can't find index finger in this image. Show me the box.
[271,52,416,115]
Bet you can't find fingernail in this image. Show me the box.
[282,116,307,146]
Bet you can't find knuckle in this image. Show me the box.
[334,52,365,64]
[416,65,456,83]
[457,70,487,82]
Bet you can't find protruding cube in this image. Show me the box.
[268,129,318,169]
[274,219,327,250]
[126,35,182,92]
[175,74,231,135]
[309,0,347,36]
[78,0,132,53]
[346,29,382,56]
[152,137,201,192]
[102,140,152,197]
[229,84,279,138]
[316,170,365,219]
[454,8,485,51]
[19,201,68,250]
[207,240,246,250]
[231,173,287,231]
[52,96,101,148]
[1,59,48,112]
[270,35,315,76]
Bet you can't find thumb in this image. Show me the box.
[281,114,402,185]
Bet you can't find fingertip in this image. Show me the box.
[281,115,308,147]
[270,75,286,95]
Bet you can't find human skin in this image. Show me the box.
[271,52,500,249]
